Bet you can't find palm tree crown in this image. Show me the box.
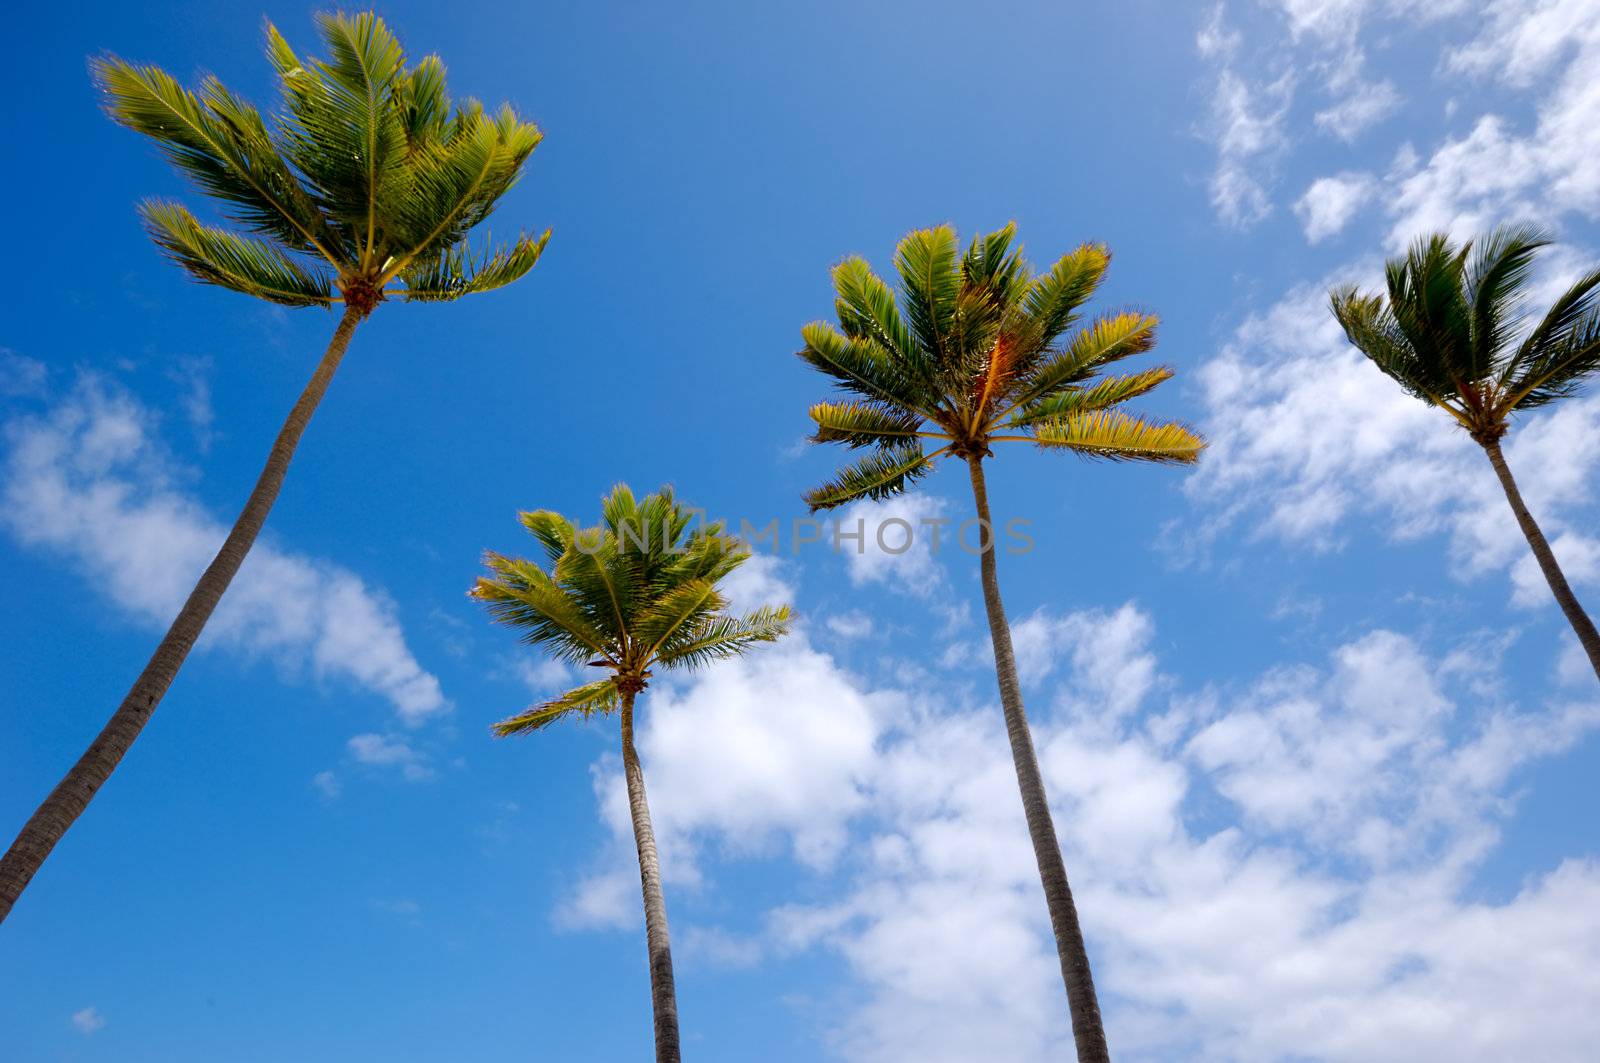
[92,10,548,316]
[800,222,1203,509]
[473,485,793,730]
[1331,225,1600,444]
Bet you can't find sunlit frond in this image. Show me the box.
[477,488,793,715]
[804,442,940,511]
[894,226,962,372]
[657,606,794,669]
[797,323,936,414]
[471,553,615,664]
[93,56,334,259]
[492,678,620,737]
[809,401,928,447]
[100,12,543,308]
[1012,311,1159,408]
[139,201,333,306]
[1032,411,1203,464]
[1010,367,1174,427]
[398,229,550,301]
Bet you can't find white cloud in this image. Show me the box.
[0,350,47,397]
[554,631,895,928]
[1296,172,1377,242]
[560,592,1600,1061]
[1314,79,1400,140]
[825,610,875,640]
[311,770,342,800]
[71,1006,105,1035]
[347,732,434,782]
[718,550,796,613]
[813,611,1600,1061]
[835,493,952,596]
[1510,533,1600,609]
[1382,0,1600,245]
[0,377,447,723]
[1203,67,1295,227]
[1183,278,1600,603]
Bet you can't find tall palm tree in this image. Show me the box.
[0,12,548,925]
[472,485,791,1063]
[1332,227,1600,685]
[795,223,1203,1062]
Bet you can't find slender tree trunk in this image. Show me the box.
[620,689,682,1063]
[1483,438,1600,684]
[0,306,364,926]
[965,455,1110,1063]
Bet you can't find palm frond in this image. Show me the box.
[1006,243,1111,372]
[1032,410,1204,464]
[809,401,928,447]
[1331,284,1462,412]
[1501,265,1600,409]
[894,226,961,372]
[657,606,793,669]
[518,509,575,566]
[832,256,921,367]
[1010,310,1159,410]
[1506,305,1600,410]
[632,579,725,656]
[381,103,542,278]
[92,55,335,260]
[1010,367,1174,427]
[471,554,615,664]
[492,677,620,737]
[797,323,936,415]
[1465,224,1548,378]
[804,441,940,511]
[139,201,333,306]
[398,229,550,301]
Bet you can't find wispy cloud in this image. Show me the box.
[0,375,448,723]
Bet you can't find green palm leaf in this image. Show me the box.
[803,441,941,511]
[399,229,551,301]
[809,401,927,447]
[657,607,794,669]
[139,201,333,306]
[1011,367,1175,427]
[492,678,621,736]
[1032,410,1203,463]
[1010,310,1160,411]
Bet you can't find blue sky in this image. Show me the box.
[3,1,1600,1059]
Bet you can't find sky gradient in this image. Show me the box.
[3,1,1599,1060]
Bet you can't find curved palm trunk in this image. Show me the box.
[965,455,1110,1063]
[0,306,364,925]
[620,690,682,1063]
[1483,438,1600,684]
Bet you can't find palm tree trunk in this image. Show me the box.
[620,689,682,1063]
[1483,438,1600,684]
[0,305,364,926]
[965,455,1110,1063]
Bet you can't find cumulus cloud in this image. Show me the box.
[1295,172,1377,242]
[1182,277,1600,604]
[1376,0,1600,245]
[0,377,447,722]
[834,493,952,596]
[347,732,434,782]
[0,349,47,397]
[558,591,1600,1061]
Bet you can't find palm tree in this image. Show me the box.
[0,12,548,925]
[795,223,1203,1062]
[1332,227,1600,685]
[472,485,791,1063]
